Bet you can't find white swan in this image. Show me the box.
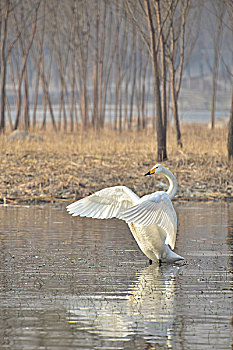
[66,164,184,264]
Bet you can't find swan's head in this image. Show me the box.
[144,164,165,176]
[144,164,177,199]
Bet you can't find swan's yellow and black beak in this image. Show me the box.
[144,168,155,176]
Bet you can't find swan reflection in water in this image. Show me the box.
[66,264,179,346]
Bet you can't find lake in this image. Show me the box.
[9,106,229,125]
[0,203,232,349]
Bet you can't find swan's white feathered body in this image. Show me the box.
[67,164,184,263]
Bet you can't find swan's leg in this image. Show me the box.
[149,259,153,265]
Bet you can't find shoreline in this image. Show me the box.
[1,196,232,206]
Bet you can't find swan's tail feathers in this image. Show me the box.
[173,252,184,261]
[164,249,184,263]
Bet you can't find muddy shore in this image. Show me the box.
[0,126,232,204]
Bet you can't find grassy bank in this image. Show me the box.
[0,124,232,204]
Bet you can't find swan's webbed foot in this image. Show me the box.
[149,259,153,265]
[158,259,162,267]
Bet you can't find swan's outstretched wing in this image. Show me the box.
[120,192,177,249]
[67,186,139,219]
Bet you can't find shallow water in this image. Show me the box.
[0,203,232,350]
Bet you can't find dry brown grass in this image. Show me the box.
[0,124,232,204]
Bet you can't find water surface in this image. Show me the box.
[0,203,232,349]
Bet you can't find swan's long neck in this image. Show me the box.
[163,168,177,200]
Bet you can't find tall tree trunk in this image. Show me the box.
[70,58,75,132]
[136,54,142,131]
[32,67,40,129]
[13,5,38,130]
[128,31,137,130]
[75,3,90,129]
[170,66,182,147]
[38,58,57,131]
[155,0,167,154]
[42,92,47,130]
[0,0,9,134]
[6,98,13,130]
[141,54,149,129]
[92,0,100,129]
[211,7,223,129]
[144,0,166,161]
[114,20,121,131]
[32,21,56,132]
[98,0,106,128]
[23,69,30,130]
[124,68,130,129]
[167,0,189,148]
[99,5,116,129]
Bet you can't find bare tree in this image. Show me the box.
[123,0,191,159]
[144,0,167,160]
[210,1,224,130]
[31,0,57,131]
[223,0,233,160]
[92,0,100,129]
[13,2,39,130]
[123,0,168,159]
[128,30,137,130]
[0,0,10,133]
[166,0,191,147]
[99,3,118,129]
[74,1,91,128]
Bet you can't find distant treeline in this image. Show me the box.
[0,0,232,159]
